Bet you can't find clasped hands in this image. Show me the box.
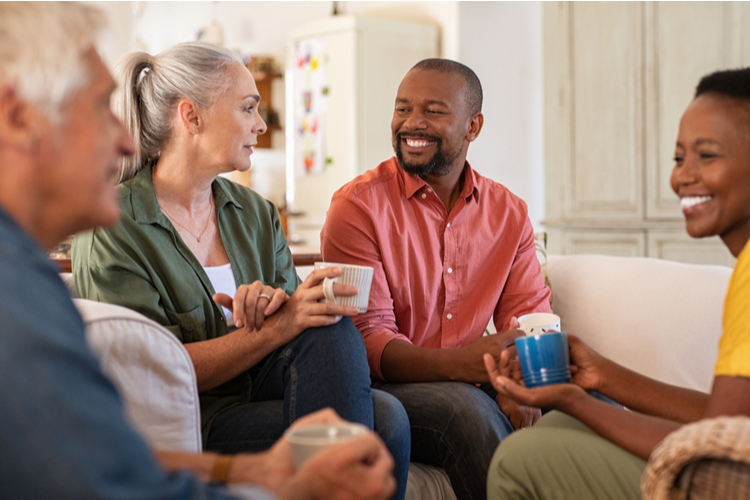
[213,266,361,335]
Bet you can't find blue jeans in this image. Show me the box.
[373,381,515,500]
[205,318,410,500]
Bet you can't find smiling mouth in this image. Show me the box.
[404,138,435,148]
[680,195,713,210]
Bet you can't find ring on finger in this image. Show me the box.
[259,293,272,301]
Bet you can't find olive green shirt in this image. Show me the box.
[72,165,301,445]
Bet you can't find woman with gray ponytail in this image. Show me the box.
[73,42,409,500]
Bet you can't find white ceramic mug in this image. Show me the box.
[284,423,370,470]
[517,312,561,336]
[314,262,374,313]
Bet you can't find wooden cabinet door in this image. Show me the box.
[556,229,646,258]
[648,230,735,267]
[645,2,749,219]
[545,2,644,221]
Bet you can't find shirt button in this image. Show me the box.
[427,188,433,193]
[447,313,453,319]
[447,268,453,274]
[446,222,451,228]
[421,193,427,199]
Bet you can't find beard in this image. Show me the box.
[393,132,459,178]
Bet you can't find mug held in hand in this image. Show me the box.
[284,423,370,470]
[515,332,571,388]
[314,262,374,313]
[517,312,561,336]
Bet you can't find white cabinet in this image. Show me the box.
[285,16,438,230]
[544,1,748,267]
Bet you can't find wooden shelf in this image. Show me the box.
[250,67,283,149]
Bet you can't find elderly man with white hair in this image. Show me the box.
[0,3,395,499]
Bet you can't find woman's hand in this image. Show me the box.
[567,334,607,392]
[261,266,360,345]
[483,352,586,412]
[213,281,288,331]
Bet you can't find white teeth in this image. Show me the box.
[405,138,432,148]
[680,196,712,209]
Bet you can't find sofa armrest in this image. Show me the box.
[73,298,202,452]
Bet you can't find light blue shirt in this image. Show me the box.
[0,206,271,499]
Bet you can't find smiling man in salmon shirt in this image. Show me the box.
[321,59,552,500]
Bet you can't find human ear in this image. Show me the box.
[0,86,45,151]
[466,112,484,142]
[177,98,201,135]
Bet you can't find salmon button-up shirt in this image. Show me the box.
[321,158,551,381]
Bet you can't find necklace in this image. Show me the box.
[161,194,214,243]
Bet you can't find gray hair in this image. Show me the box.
[0,2,105,121]
[114,42,243,182]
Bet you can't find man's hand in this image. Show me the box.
[271,414,396,500]
[489,342,541,428]
[455,318,524,383]
[228,408,347,489]
[495,393,541,429]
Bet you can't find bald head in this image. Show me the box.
[410,58,483,116]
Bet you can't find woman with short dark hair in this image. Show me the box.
[485,67,750,499]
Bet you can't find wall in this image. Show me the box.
[91,1,461,70]
[459,2,545,231]
[90,1,544,228]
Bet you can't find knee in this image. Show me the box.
[443,384,513,441]
[288,319,370,385]
[293,317,366,357]
[308,317,365,351]
[372,389,410,467]
[372,389,410,440]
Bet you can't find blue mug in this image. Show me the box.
[514,332,571,388]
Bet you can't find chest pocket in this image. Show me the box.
[164,304,207,343]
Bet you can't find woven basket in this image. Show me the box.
[642,416,750,500]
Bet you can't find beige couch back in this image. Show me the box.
[547,255,732,393]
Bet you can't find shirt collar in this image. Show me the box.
[397,157,480,203]
[128,164,244,226]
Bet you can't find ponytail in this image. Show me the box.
[112,42,243,182]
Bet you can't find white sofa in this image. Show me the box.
[65,254,733,499]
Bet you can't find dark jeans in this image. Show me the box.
[373,381,515,500]
[205,318,410,500]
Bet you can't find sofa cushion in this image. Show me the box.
[74,298,202,452]
[547,255,732,392]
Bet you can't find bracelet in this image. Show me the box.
[210,454,234,484]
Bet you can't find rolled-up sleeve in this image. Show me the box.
[492,217,551,332]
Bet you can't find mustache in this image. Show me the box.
[395,131,441,143]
